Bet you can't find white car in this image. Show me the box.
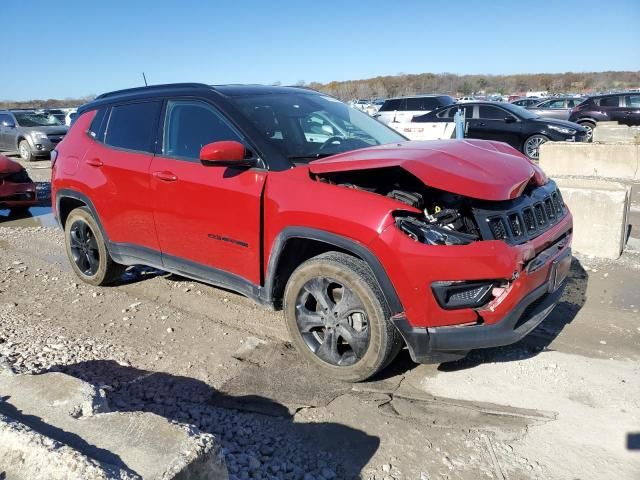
[458,96,475,103]
[374,95,455,125]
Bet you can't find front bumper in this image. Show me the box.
[391,255,568,363]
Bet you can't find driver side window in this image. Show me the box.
[163,99,243,161]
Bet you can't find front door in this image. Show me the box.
[150,98,266,285]
[468,105,522,148]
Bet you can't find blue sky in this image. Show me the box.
[3,0,639,100]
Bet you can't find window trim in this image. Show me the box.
[156,96,266,169]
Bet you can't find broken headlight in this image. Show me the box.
[396,216,477,246]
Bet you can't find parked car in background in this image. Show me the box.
[0,153,37,213]
[568,93,640,141]
[458,96,475,103]
[374,95,455,124]
[510,97,541,108]
[527,97,585,120]
[413,102,588,160]
[52,83,573,381]
[0,110,68,161]
[38,109,67,124]
[65,109,78,126]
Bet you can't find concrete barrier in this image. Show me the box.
[0,369,228,480]
[555,177,631,259]
[539,143,640,180]
[593,122,640,144]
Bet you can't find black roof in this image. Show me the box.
[80,83,319,114]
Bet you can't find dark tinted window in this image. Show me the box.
[0,113,13,125]
[163,99,243,160]
[105,101,161,152]
[624,95,640,107]
[406,97,444,111]
[598,96,620,107]
[478,106,510,120]
[88,108,108,140]
[378,99,403,112]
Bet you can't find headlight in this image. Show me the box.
[30,131,48,141]
[396,216,476,246]
[547,125,576,135]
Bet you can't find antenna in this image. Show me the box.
[142,72,148,87]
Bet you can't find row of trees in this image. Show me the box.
[3,71,638,108]
[303,70,639,101]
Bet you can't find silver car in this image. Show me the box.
[527,97,585,120]
[0,109,68,161]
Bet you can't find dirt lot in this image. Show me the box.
[1,157,640,479]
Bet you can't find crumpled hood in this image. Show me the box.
[309,139,547,201]
[0,154,23,174]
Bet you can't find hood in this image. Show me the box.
[531,117,586,131]
[20,125,68,135]
[309,140,547,201]
[0,154,23,174]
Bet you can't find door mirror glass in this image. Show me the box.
[200,141,247,165]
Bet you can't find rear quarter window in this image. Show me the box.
[87,108,108,140]
[104,101,162,153]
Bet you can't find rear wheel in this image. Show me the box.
[64,207,125,286]
[283,252,402,382]
[578,121,595,142]
[18,140,33,162]
[523,134,549,160]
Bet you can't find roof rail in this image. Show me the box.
[95,83,213,100]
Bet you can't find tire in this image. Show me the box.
[523,134,549,161]
[283,251,402,382]
[578,121,595,142]
[64,207,125,286]
[18,140,33,162]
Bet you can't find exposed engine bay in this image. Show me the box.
[314,167,481,245]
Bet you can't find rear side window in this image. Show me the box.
[478,106,509,120]
[88,108,108,140]
[104,101,162,153]
[163,99,243,161]
[378,99,403,112]
[597,96,620,107]
[625,95,640,107]
[567,99,583,108]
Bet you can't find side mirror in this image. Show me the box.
[1,120,16,128]
[200,141,251,166]
[504,116,516,124]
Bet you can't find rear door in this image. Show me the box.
[85,101,162,252]
[150,98,266,284]
[536,99,567,120]
[0,113,13,149]
[622,94,640,126]
[597,95,623,122]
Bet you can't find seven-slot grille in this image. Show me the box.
[473,183,566,244]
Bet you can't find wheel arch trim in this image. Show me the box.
[264,227,404,315]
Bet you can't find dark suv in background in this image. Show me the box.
[569,93,640,140]
[0,109,68,161]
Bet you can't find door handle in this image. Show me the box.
[86,158,103,167]
[153,171,178,182]
[478,122,486,126]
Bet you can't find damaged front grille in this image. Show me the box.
[473,181,567,244]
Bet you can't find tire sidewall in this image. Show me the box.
[283,259,389,381]
[64,208,110,286]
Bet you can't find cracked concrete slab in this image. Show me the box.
[0,368,227,480]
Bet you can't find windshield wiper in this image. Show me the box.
[287,153,335,161]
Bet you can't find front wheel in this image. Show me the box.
[523,134,549,161]
[64,207,125,286]
[283,252,402,382]
[578,121,595,142]
[18,140,33,162]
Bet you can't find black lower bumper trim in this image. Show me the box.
[391,280,566,364]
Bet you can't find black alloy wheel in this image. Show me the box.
[295,276,370,366]
[69,220,100,276]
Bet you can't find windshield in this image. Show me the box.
[231,92,405,162]
[499,102,538,120]
[13,112,64,127]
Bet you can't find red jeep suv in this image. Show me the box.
[52,84,573,381]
